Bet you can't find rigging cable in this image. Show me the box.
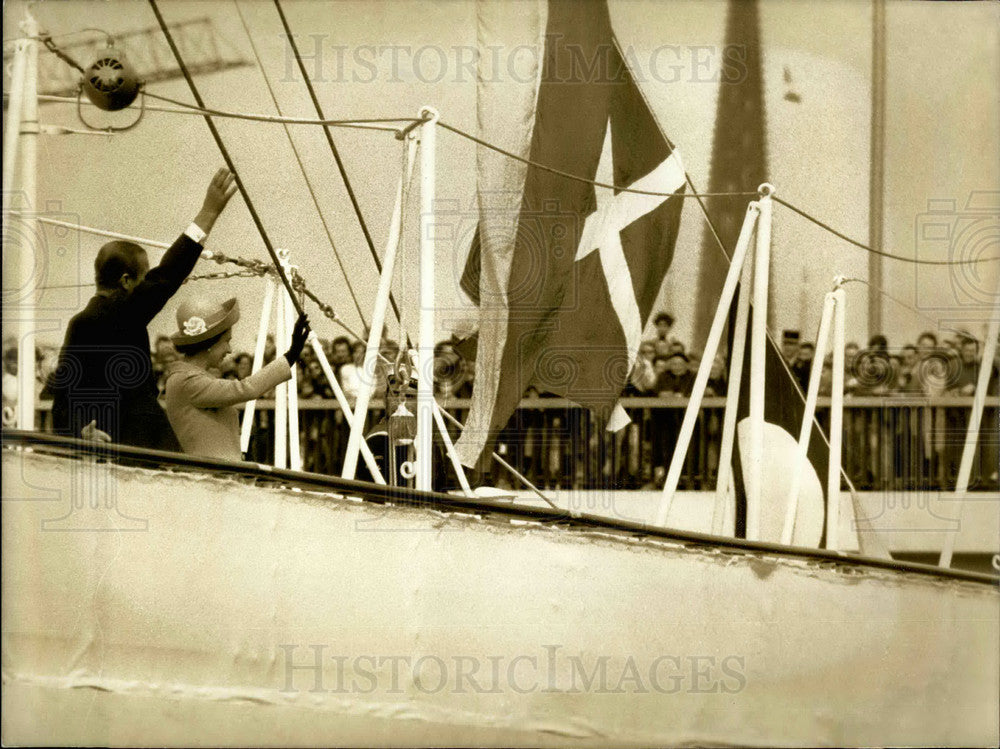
[232,0,367,328]
[436,119,999,267]
[142,90,410,132]
[839,277,982,341]
[147,0,304,316]
[773,195,1000,266]
[272,0,408,335]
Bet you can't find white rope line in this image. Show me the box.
[10,211,175,251]
[23,93,407,134]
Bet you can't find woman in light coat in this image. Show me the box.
[164,296,308,461]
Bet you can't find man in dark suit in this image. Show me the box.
[50,168,237,450]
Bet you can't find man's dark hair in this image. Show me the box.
[654,312,675,327]
[332,336,351,349]
[868,334,888,350]
[175,331,225,357]
[95,241,147,291]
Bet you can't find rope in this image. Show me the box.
[840,277,979,340]
[272,0,408,335]
[774,195,1000,266]
[437,120,755,202]
[15,212,172,250]
[39,34,85,74]
[15,210,368,339]
[611,34,735,265]
[148,0,304,317]
[24,93,403,133]
[142,90,411,132]
[232,0,367,327]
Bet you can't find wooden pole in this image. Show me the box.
[1,30,28,226]
[827,287,847,551]
[432,402,474,496]
[656,203,759,526]
[274,283,288,469]
[781,290,836,545]
[308,332,386,484]
[343,137,416,479]
[240,276,276,454]
[747,184,773,540]
[868,0,886,339]
[416,108,438,492]
[14,13,39,430]
[939,292,1000,567]
[713,234,755,534]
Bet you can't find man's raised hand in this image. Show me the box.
[194,167,238,236]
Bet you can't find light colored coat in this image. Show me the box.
[164,357,291,461]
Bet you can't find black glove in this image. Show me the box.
[284,314,310,365]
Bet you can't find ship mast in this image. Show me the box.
[2,8,39,430]
[868,0,886,337]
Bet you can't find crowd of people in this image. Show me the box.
[4,309,998,431]
[145,311,999,409]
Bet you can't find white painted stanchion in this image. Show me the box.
[240,277,276,454]
[342,136,416,480]
[712,244,754,535]
[274,286,288,469]
[431,397,474,496]
[781,289,837,545]
[939,291,1000,568]
[826,286,847,551]
[416,107,438,492]
[1,29,28,225]
[308,332,387,485]
[656,203,759,527]
[15,14,39,430]
[747,184,774,541]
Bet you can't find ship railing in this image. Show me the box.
[29,395,999,492]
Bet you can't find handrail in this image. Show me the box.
[2,428,997,586]
[27,394,1000,412]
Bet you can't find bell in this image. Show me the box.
[82,46,140,111]
[388,402,417,444]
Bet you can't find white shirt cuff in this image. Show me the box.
[184,222,207,245]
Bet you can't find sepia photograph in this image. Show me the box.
[2,0,998,745]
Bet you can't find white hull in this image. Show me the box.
[3,445,998,746]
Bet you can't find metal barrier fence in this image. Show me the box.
[33,396,998,492]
